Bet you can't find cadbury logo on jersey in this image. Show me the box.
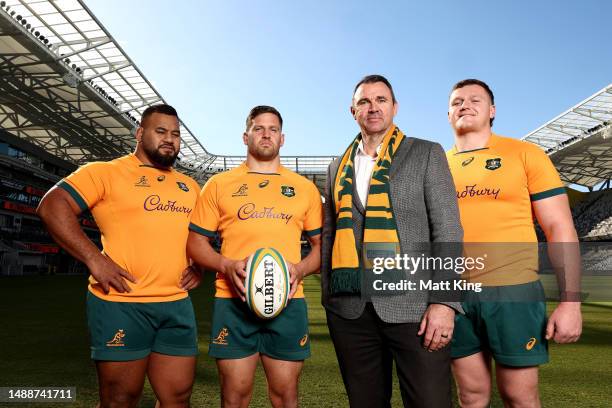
[237,203,293,224]
[143,195,192,216]
[457,184,500,200]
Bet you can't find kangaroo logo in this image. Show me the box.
[134,176,150,187]
[232,184,248,197]
[213,327,230,345]
[106,329,125,347]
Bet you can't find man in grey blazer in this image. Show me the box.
[321,75,463,408]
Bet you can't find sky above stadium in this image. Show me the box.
[85,0,612,156]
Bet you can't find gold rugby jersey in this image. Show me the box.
[447,134,565,285]
[190,163,323,298]
[59,154,199,302]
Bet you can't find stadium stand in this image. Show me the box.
[0,128,98,275]
[525,85,612,241]
[572,188,612,240]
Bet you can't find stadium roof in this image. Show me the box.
[0,0,334,184]
[523,84,612,188]
[0,0,214,176]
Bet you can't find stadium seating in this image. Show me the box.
[0,135,99,275]
[534,188,612,242]
[576,189,612,240]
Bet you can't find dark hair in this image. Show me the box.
[141,104,178,126]
[450,79,495,126]
[245,105,283,131]
[353,74,396,103]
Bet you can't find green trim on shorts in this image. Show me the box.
[208,297,310,361]
[87,292,198,361]
[451,281,549,367]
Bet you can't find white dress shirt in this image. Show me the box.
[354,140,382,207]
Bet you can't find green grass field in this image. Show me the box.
[1,274,611,407]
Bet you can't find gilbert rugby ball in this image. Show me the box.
[245,247,290,319]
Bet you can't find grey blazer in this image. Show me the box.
[321,136,464,323]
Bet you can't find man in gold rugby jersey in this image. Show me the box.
[187,105,323,408]
[446,79,582,408]
[37,104,201,408]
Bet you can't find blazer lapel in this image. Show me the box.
[389,137,414,179]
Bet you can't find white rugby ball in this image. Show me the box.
[245,247,290,319]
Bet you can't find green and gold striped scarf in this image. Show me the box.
[330,125,404,294]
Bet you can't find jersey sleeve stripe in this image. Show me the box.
[188,223,216,237]
[305,227,322,237]
[530,187,566,201]
[57,181,89,212]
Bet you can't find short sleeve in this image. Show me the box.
[57,162,108,211]
[524,143,565,201]
[303,183,323,237]
[189,177,220,237]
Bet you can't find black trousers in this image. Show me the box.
[326,304,452,408]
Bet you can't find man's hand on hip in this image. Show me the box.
[180,264,203,291]
[88,254,137,294]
